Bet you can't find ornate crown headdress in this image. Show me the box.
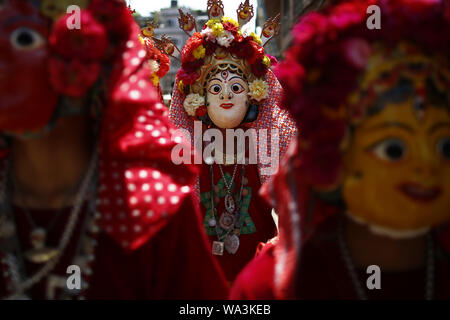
[154,0,280,117]
[347,42,450,124]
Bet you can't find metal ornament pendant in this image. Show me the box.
[212,241,224,256]
[219,212,235,231]
[25,247,60,264]
[224,234,240,254]
[25,228,59,264]
[224,194,235,213]
[208,218,217,227]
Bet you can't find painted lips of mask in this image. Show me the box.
[220,103,234,109]
[397,183,442,203]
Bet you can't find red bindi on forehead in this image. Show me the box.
[220,70,229,80]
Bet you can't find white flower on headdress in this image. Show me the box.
[201,27,216,42]
[148,59,160,75]
[184,93,205,116]
[217,30,234,48]
[241,26,252,38]
[248,79,268,102]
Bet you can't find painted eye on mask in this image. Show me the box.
[437,137,450,160]
[208,84,222,95]
[371,138,407,162]
[10,27,46,51]
[231,83,245,94]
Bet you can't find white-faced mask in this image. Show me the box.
[206,70,249,129]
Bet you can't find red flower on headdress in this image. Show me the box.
[177,69,200,85]
[222,22,238,34]
[233,38,265,64]
[342,37,372,70]
[89,0,133,42]
[49,58,101,97]
[229,35,245,56]
[292,12,328,45]
[329,1,369,30]
[251,60,268,78]
[145,39,171,79]
[204,40,218,56]
[181,32,204,64]
[181,59,205,74]
[267,54,278,67]
[228,36,246,57]
[50,10,108,61]
[275,61,305,99]
[247,40,265,65]
[195,105,207,117]
[156,53,171,78]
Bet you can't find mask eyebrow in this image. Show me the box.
[210,78,222,83]
[428,122,450,134]
[4,15,41,28]
[365,122,415,133]
[3,17,49,38]
[229,76,243,81]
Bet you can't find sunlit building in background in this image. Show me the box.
[149,0,208,101]
[131,0,207,102]
[258,0,328,53]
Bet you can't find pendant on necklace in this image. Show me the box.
[25,228,59,264]
[224,194,235,213]
[212,241,224,256]
[224,234,240,254]
[219,212,235,231]
[208,217,217,227]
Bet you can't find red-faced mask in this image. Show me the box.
[0,1,59,135]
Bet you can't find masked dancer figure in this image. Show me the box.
[0,0,228,300]
[167,0,297,282]
[231,0,450,299]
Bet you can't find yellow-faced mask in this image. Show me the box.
[342,47,450,238]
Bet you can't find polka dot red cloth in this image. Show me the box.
[96,22,199,252]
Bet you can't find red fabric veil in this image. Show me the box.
[97,23,199,252]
